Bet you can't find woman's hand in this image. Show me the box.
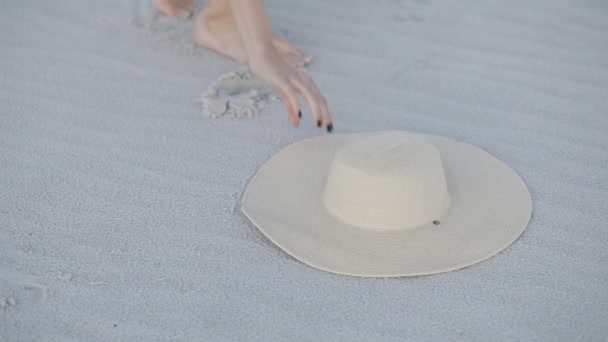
[229,0,333,132]
[249,47,333,132]
[155,0,332,130]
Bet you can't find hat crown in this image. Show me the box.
[322,132,451,231]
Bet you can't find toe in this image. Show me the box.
[154,0,193,18]
[300,55,314,67]
[281,51,304,68]
[154,0,178,16]
[273,35,306,58]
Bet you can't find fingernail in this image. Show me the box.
[327,123,333,133]
[317,120,321,127]
[298,111,302,119]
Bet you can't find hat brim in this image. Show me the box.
[241,132,532,277]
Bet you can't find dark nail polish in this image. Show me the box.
[298,111,302,118]
[317,120,321,127]
[327,123,333,133]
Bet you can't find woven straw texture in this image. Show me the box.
[241,131,532,277]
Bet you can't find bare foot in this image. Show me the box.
[154,0,195,19]
[192,1,312,67]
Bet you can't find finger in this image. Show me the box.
[272,82,301,126]
[319,95,333,133]
[300,72,332,132]
[290,75,323,129]
[293,70,329,128]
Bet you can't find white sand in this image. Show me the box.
[198,70,280,118]
[1,0,607,340]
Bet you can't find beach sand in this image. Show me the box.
[1,0,607,340]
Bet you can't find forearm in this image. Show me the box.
[229,0,274,59]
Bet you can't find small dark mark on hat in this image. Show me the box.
[433,220,440,225]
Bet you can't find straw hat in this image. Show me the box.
[241,131,531,277]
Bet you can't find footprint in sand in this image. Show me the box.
[198,70,281,119]
[0,297,17,309]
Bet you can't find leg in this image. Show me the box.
[193,0,312,67]
[193,0,248,64]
